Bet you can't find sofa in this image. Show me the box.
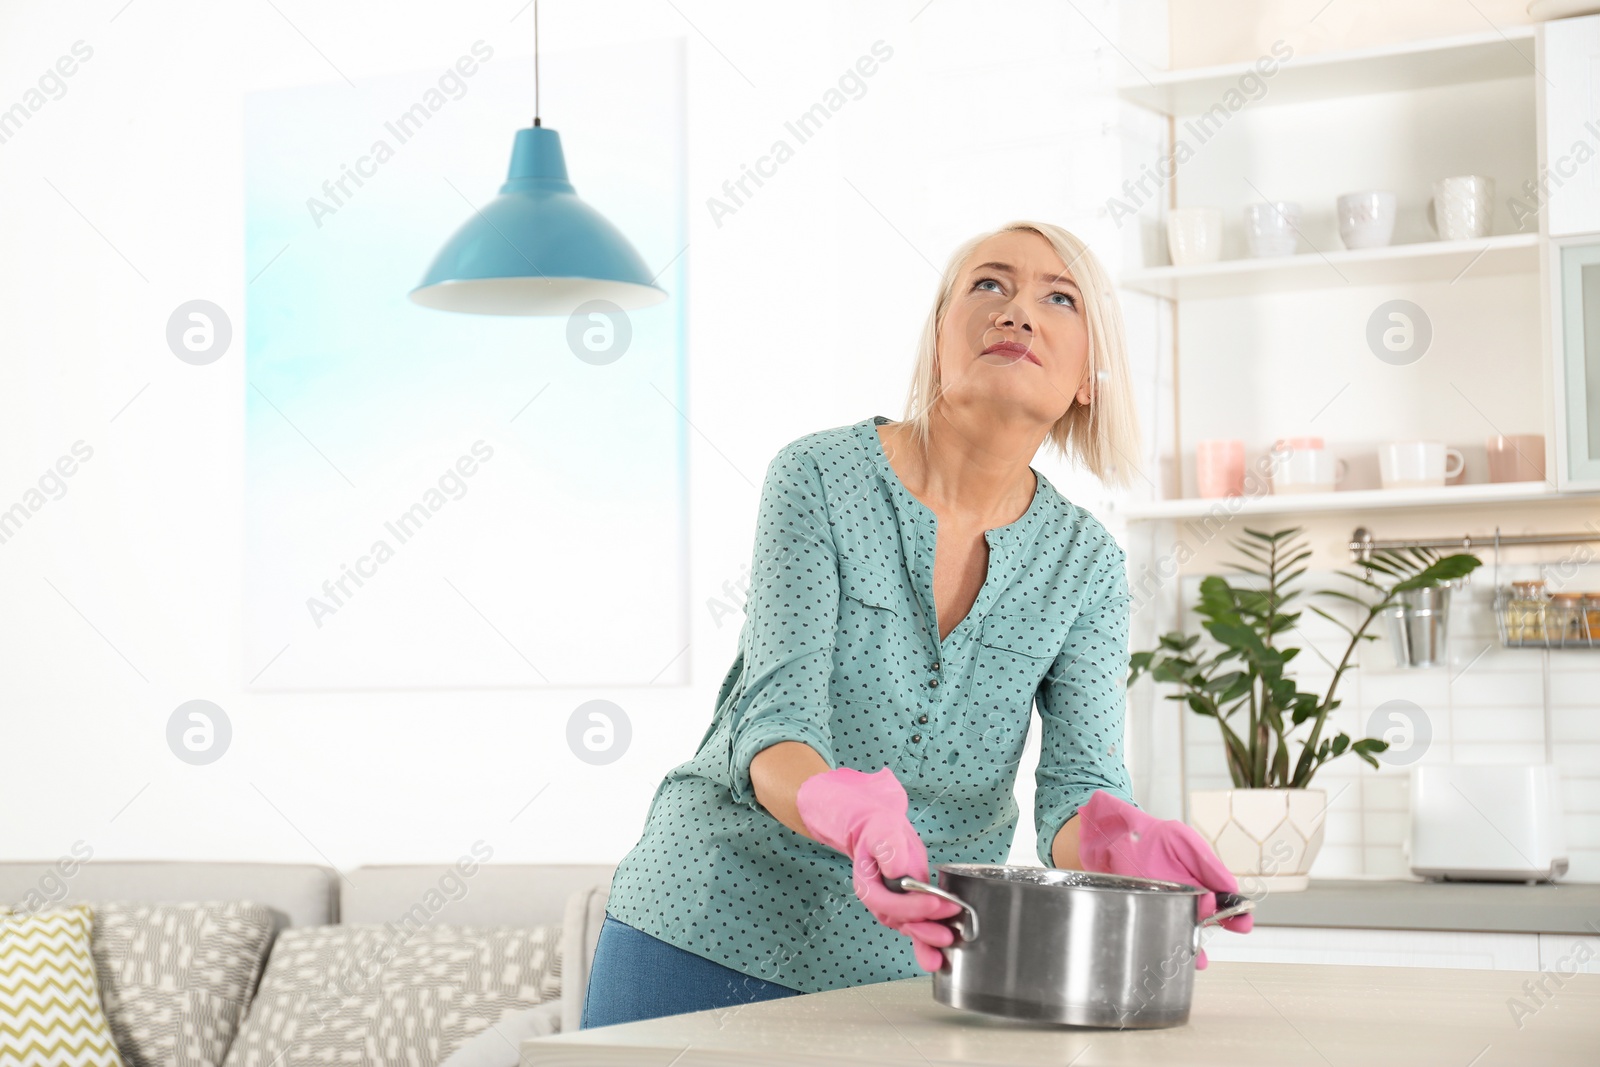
[0,859,615,1066]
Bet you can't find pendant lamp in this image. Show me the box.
[409,1,667,315]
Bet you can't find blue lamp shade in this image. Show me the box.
[410,126,667,315]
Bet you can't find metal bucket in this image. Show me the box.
[886,864,1253,1029]
[1384,585,1452,668]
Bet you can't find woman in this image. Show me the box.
[582,220,1251,1030]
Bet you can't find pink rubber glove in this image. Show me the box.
[795,766,964,971]
[1075,790,1253,969]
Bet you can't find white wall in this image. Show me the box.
[0,1,1167,870]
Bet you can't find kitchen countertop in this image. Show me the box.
[522,962,1600,1066]
[1250,878,1600,935]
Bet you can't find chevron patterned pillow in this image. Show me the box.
[0,904,125,1067]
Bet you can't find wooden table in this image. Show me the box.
[522,960,1600,1066]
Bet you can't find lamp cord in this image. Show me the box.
[532,0,541,127]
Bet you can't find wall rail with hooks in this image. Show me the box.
[1350,526,1600,649]
[1348,525,1600,563]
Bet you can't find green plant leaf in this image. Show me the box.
[1308,605,1358,636]
[1391,553,1483,593]
[1268,613,1302,635]
[1290,705,1318,727]
[1197,576,1241,618]
[1218,675,1253,703]
[1252,527,1301,543]
[1339,572,1391,595]
[1232,543,1272,566]
[1203,671,1246,693]
[1318,589,1375,608]
[1234,589,1274,615]
[1205,620,1256,653]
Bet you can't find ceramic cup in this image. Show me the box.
[1486,434,1546,483]
[1270,437,1346,494]
[1379,441,1465,489]
[1428,176,1495,241]
[1245,201,1301,257]
[1337,190,1398,249]
[1168,207,1223,266]
[1196,439,1246,498]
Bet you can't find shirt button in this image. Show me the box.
[931,662,940,671]
[918,714,929,724]
[911,734,922,743]
[929,678,939,688]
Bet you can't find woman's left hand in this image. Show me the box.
[1073,790,1252,969]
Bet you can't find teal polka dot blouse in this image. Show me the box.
[604,414,1137,994]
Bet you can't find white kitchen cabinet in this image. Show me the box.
[1538,13,1600,239]
[1550,237,1600,488]
[1530,13,1600,491]
[1539,930,1600,975]
[1201,924,1543,970]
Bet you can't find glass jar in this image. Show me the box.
[1549,593,1586,645]
[1502,582,1548,644]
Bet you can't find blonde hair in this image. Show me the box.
[900,220,1140,489]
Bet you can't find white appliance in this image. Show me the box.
[1407,764,1568,882]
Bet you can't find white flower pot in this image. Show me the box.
[1188,788,1328,892]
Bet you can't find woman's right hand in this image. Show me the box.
[794,765,964,971]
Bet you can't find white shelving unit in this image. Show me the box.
[1113,480,1590,522]
[1119,233,1538,301]
[1117,25,1537,115]
[1116,22,1555,518]
[1114,16,1600,884]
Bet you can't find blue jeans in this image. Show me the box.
[579,913,802,1029]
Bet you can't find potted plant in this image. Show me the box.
[1129,527,1481,890]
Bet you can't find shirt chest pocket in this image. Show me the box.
[836,558,904,621]
[962,611,1066,770]
[831,557,906,707]
[979,612,1067,660]
[834,555,900,645]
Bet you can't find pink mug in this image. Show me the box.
[1196,439,1246,498]
[1486,434,1545,483]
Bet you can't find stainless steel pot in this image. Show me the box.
[885,863,1254,1029]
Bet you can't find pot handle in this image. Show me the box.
[1200,892,1255,929]
[1193,892,1255,956]
[881,874,980,943]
